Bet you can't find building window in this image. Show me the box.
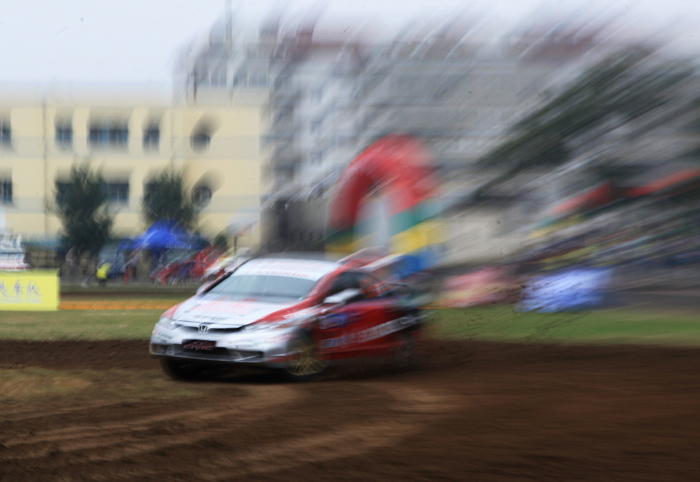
[250,71,268,87]
[89,121,129,150]
[143,124,160,151]
[232,71,268,88]
[104,181,129,204]
[191,132,211,152]
[0,119,11,147]
[211,68,227,86]
[192,185,212,208]
[55,121,73,150]
[0,179,11,204]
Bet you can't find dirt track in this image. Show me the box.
[1,339,700,481]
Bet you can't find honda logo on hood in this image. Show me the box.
[198,324,209,334]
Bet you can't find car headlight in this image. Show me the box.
[156,304,182,331]
[157,317,180,331]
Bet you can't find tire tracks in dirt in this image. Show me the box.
[0,384,298,466]
[5,341,700,482]
[203,420,418,480]
[66,381,467,482]
[1,400,132,422]
[200,382,466,480]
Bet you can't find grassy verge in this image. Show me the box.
[0,310,165,340]
[3,286,191,340]
[432,305,700,346]
[1,304,699,346]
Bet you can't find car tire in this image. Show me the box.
[393,331,417,372]
[282,334,327,382]
[159,357,206,381]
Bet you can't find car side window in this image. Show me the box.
[357,273,382,299]
[326,271,387,301]
[327,272,363,298]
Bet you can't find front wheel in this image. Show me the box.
[282,334,327,382]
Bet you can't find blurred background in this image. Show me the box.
[2,0,700,299]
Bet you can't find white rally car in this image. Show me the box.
[150,254,425,381]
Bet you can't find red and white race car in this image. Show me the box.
[150,253,426,381]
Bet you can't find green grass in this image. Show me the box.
[2,304,700,346]
[432,305,700,346]
[2,285,192,340]
[0,310,165,340]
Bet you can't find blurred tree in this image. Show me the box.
[477,47,694,195]
[142,169,198,230]
[54,162,113,257]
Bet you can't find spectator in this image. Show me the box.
[65,247,76,280]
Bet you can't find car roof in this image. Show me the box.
[233,257,341,281]
[254,252,345,262]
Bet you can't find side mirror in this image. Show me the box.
[323,288,363,305]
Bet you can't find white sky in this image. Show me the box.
[1,0,699,91]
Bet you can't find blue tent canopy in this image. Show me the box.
[127,220,206,251]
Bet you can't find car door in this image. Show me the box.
[318,271,402,360]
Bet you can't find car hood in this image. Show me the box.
[173,294,297,327]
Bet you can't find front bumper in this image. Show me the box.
[150,325,295,369]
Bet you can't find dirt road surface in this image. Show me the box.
[1,339,699,481]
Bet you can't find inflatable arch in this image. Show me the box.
[326,134,443,270]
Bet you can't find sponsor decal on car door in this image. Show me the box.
[319,299,397,357]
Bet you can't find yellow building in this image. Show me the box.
[0,88,266,249]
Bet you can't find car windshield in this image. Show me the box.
[207,274,316,301]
